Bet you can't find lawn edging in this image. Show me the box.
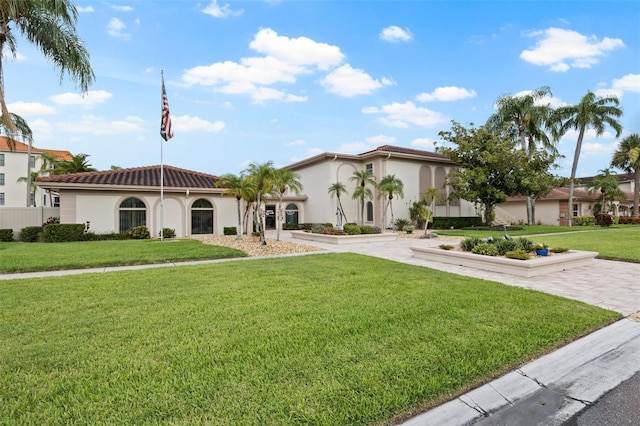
[410,246,598,277]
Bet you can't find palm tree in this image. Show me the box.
[1,112,34,206]
[16,171,39,206]
[272,167,302,241]
[328,182,348,225]
[216,173,255,240]
[422,187,442,237]
[0,0,94,135]
[54,153,96,174]
[487,87,554,225]
[586,168,624,214]
[245,161,275,244]
[377,174,404,229]
[553,91,623,226]
[611,133,640,217]
[349,169,375,225]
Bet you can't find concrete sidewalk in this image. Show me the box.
[2,230,639,425]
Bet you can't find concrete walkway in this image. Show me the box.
[2,230,639,425]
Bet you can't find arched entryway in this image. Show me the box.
[285,203,299,225]
[191,199,214,234]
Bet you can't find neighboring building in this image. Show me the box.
[35,145,476,237]
[0,136,72,208]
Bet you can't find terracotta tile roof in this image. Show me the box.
[361,145,449,160]
[0,136,72,161]
[37,165,219,188]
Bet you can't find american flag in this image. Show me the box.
[160,76,173,141]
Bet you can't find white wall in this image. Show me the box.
[0,150,53,208]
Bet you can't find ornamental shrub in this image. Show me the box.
[514,237,535,253]
[471,243,499,256]
[360,225,375,234]
[460,237,482,252]
[394,218,411,230]
[495,238,518,255]
[20,226,43,242]
[223,227,237,236]
[595,214,613,227]
[161,228,176,238]
[343,224,361,235]
[572,216,596,226]
[41,224,85,242]
[505,249,530,260]
[128,226,150,239]
[0,229,13,242]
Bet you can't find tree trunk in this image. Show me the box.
[567,127,586,227]
[389,198,394,229]
[276,194,283,241]
[337,196,348,223]
[531,198,536,225]
[236,197,243,240]
[485,203,493,226]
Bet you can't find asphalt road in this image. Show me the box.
[562,371,640,426]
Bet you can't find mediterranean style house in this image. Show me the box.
[35,145,476,238]
[0,136,72,208]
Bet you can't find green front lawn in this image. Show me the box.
[0,254,620,425]
[0,239,246,274]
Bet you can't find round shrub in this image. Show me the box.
[20,226,43,242]
[495,238,518,255]
[514,237,535,253]
[471,243,499,256]
[343,224,361,235]
[161,228,176,238]
[360,225,375,234]
[0,229,13,242]
[460,237,482,252]
[127,226,150,239]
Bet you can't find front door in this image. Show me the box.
[265,205,276,229]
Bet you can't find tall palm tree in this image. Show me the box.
[1,112,34,205]
[272,167,302,241]
[586,168,624,214]
[377,174,404,229]
[487,86,554,225]
[216,173,255,240]
[16,171,39,206]
[349,169,375,225]
[328,182,348,225]
[54,153,96,174]
[0,0,94,135]
[245,161,275,244]
[611,133,640,217]
[553,91,623,226]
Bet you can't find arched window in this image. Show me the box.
[192,198,214,234]
[119,197,146,233]
[285,203,299,224]
[366,201,374,222]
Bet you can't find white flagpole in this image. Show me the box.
[160,70,164,242]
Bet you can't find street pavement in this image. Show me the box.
[2,230,639,425]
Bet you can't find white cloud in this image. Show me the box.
[202,0,243,18]
[250,87,307,104]
[249,28,344,71]
[362,101,448,128]
[286,139,306,146]
[380,26,413,42]
[108,4,134,12]
[77,6,94,13]
[49,90,112,106]
[411,137,436,148]
[416,86,477,102]
[172,115,225,133]
[320,64,391,97]
[365,134,396,144]
[6,101,56,116]
[612,74,640,93]
[520,27,624,72]
[107,17,131,39]
[57,115,146,135]
[512,90,568,108]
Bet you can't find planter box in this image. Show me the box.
[290,230,397,245]
[410,246,598,278]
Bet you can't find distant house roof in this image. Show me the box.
[287,144,451,170]
[37,165,220,191]
[0,137,73,161]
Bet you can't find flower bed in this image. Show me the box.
[290,230,397,245]
[410,245,597,277]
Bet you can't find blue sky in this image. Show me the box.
[5,1,639,178]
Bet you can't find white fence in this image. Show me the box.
[0,207,60,237]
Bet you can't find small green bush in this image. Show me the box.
[360,225,375,234]
[83,232,128,241]
[573,216,596,226]
[343,224,361,235]
[495,238,518,255]
[514,237,535,253]
[223,227,237,236]
[161,228,176,238]
[0,229,13,242]
[471,243,499,256]
[460,237,482,252]
[41,224,86,242]
[550,247,569,253]
[432,216,483,229]
[20,226,43,242]
[311,224,326,234]
[439,244,454,250]
[282,223,301,230]
[505,249,530,260]
[322,227,346,235]
[394,218,411,230]
[128,226,150,239]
